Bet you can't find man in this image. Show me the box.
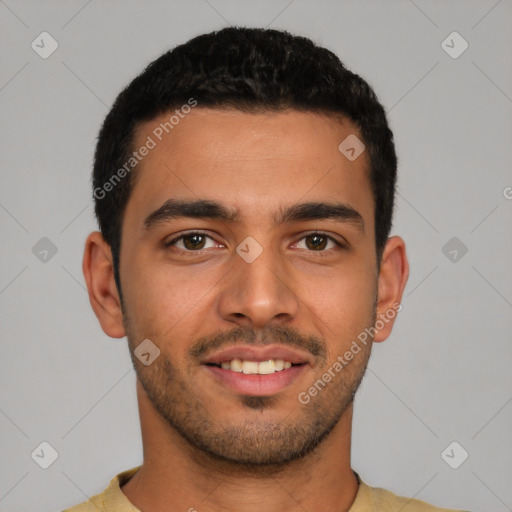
[65,27,467,512]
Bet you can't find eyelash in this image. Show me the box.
[164,230,345,254]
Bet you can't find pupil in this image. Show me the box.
[307,235,326,250]
[185,234,205,250]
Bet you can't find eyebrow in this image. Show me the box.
[143,198,365,233]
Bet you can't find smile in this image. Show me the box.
[207,358,294,374]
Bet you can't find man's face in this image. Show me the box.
[119,108,378,466]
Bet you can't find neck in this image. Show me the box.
[121,380,359,512]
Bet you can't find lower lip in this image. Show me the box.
[202,364,307,396]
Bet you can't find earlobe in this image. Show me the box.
[82,231,126,338]
[373,236,409,343]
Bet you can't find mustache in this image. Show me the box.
[189,324,327,362]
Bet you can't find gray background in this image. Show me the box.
[1,1,511,511]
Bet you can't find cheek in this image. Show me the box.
[301,264,376,349]
[121,252,220,339]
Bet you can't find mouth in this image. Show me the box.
[205,358,297,374]
[200,345,311,396]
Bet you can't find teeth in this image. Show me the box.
[242,361,259,374]
[217,358,295,374]
[230,359,243,372]
[257,360,275,374]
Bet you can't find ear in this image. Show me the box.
[373,235,409,343]
[82,231,126,338]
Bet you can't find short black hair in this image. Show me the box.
[92,26,398,296]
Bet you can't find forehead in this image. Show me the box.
[126,108,373,228]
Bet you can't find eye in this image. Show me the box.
[164,231,345,253]
[294,232,344,251]
[164,231,219,251]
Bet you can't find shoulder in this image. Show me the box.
[61,466,142,512]
[61,494,106,512]
[352,477,469,512]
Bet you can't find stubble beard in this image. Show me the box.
[124,307,375,471]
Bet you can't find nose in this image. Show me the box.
[216,241,300,329]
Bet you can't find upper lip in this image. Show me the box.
[201,344,312,365]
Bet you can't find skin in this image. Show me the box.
[83,108,409,512]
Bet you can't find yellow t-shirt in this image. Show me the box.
[62,466,468,512]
